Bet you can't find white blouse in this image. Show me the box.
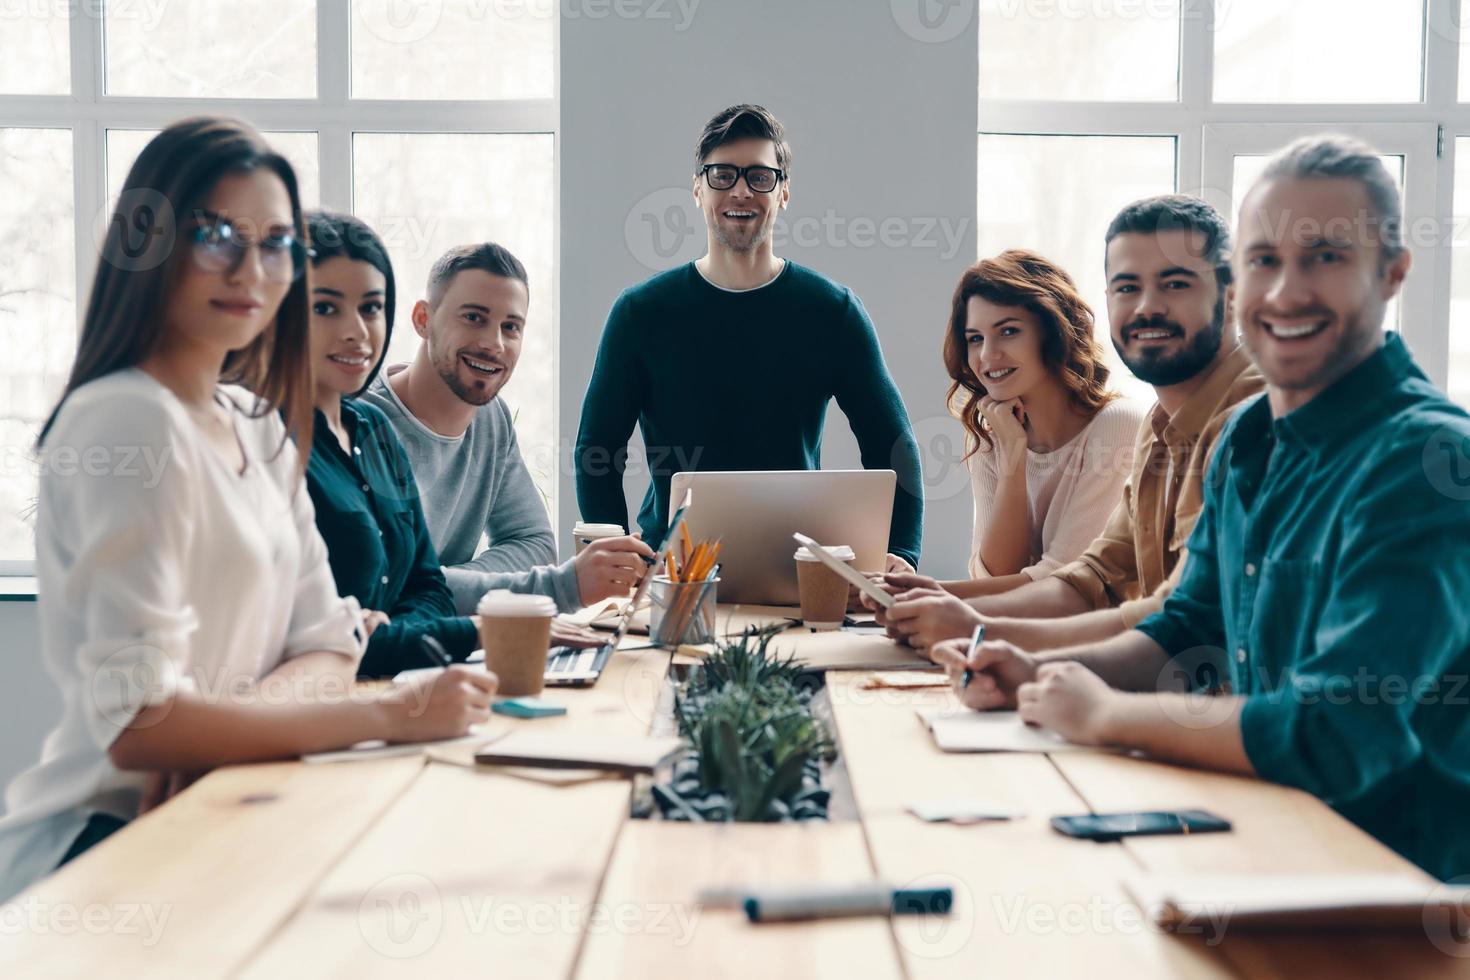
[0,369,362,901]
[968,397,1147,581]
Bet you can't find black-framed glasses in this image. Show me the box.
[699,163,785,194]
[188,219,311,283]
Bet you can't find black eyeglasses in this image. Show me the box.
[188,218,311,283]
[699,163,785,194]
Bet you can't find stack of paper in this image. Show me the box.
[915,706,1094,753]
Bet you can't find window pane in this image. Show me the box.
[1,129,75,562]
[978,134,1176,401]
[1449,138,1470,407]
[1230,152,1404,331]
[979,0,1178,102]
[0,3,69,94]
[1214,0,1423,103]
[353,133,555,513]
[106,130,321,210]
[1461,0,1470,102]
[105,1,317,98]
[351,0,552,100]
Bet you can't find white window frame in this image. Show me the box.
[979,0,1466,391]
[0,0,559,578]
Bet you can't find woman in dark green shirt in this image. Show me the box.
[303,211,478,676]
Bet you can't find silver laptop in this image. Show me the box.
[668,470,895,605]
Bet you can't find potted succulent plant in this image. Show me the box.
[654,626,836,822]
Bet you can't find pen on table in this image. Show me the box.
[419,635,452,669]
[960,622,985,689]
[742,882,953,923]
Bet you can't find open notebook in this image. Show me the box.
[1124,873,1470,932]
[916,706,1095,753]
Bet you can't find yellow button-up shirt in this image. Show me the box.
[1051,346,1264,626]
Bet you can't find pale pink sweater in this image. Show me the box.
[967,398,1147,580]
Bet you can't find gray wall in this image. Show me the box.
[0,599,54,790]
[559,0,979,579]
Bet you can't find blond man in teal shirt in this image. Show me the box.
[934,135,1470,881]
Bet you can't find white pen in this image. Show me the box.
[960,622,985,689]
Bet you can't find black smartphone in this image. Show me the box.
[1050,809,1232,842]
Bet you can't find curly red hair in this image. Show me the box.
[943,249,1116,456]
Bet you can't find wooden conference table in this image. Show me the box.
[2,608,1465,978]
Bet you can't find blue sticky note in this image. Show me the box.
[492,697,568,719]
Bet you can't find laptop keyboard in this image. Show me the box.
[545,642,613,679]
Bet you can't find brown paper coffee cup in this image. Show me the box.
[476,591,557,696]
[793,545,856,630]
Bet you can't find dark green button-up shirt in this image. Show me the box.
[306,399,478,677]
[1137,333,1470,881]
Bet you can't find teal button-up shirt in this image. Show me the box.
[1136,333,1470,881]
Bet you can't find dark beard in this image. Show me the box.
[434,347,497,406]
[1113,292,1226,387]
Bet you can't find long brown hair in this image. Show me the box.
[39,116,314,473]
[942,249,1116,456]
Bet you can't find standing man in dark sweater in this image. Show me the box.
[575,104,925,570]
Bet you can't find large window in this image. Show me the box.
[979,0,1465,409]
[0,1,556,568]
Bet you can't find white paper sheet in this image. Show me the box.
[915,706,1094,753]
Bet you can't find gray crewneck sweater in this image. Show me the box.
[361,366,581,614]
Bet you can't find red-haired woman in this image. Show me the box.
[939,250,1144,598]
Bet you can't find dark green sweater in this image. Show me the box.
[306,400,478,677]
[574,261,923,567]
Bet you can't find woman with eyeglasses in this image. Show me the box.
[0,118,495,901]
[300,211,602,677]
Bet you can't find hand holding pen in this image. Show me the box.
[928,625,1041,712]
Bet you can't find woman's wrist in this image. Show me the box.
[993,442,1028,476]
[367,687,405,742]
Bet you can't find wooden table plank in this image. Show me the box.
[575,821,902,980]
[1048,753,1414,875]
[238,764,633,978]
[1052,750,1470,978]
[0,756,426,977]
[823,670,1233,979]
[236,643,675,978]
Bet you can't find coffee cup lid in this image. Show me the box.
[794,544,855,562]
[476,590,558,618]
[573,522,625,537]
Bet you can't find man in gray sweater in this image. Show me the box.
[363,243,654,614]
